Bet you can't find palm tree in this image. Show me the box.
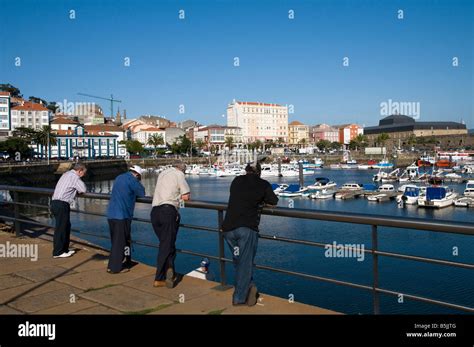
[376,133,390,147]
[350,134,368,151]
[194,139,205,153]
[33,125,57,160]
[277,137,285,147]
[224,136,234,150]
[299,138,307,148]
[147,133,164,155]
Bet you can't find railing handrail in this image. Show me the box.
[1,184,473,236]
[1,184,474,314]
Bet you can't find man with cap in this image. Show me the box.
[222,161,278,306]
[151,160,190,288]
[106,165,146,273]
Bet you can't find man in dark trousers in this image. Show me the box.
[151,161,190,288]
[106,165,146,274]
[51,162,87,258]
[222,161,278,306]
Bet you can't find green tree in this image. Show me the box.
[376,133,390,147]
[147,133,164,154]
[299,138,307,148]
[224,136,234,150]
[277,137,285,147]
[120,140,144,155]
[47,102,60,114]
[348,134,368,151]
[316,139,331,151]
[33,126,57,159]
[194,139,205,152]
[12,127,37,141]
[0,137,33,159]
[28,96,48,105]
[0,84,22,97]
[330,141,342,150]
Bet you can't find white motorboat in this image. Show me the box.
[463,180,474,197]
[454,197,474,207]
[309,189,334,199]
[307,177,337,190]
[278,184,309,197]
[396,185,424,205]
[366,184,396,202]
[417,186,457,208]
[271,183,289,194]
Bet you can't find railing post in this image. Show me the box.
[217,210,227,287]
[13,191,21,237]
[372,225,380,314]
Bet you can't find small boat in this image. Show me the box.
[396,185,423,205]
[307,177,337,190]
[366,184,396,202]
[271,183,289,194]
[357,164,370,170]
[335,183,364,199]
[373,159,394,169]
[309,189,334,199]
[417,186,457,208]
[464,180,474,197]
[444,172,463,183]
[330,164,342,169]
[313,158,324,167]
[454,197,474,207]
[278,184,309,197]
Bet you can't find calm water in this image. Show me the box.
[23,169,474,314]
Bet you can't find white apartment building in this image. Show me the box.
[131,126,166,146]
[10,101,51,131]
[0,92,11,138]
[227,100,288,143]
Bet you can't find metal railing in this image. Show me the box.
[0,184,473,314]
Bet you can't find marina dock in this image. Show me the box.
[0,231,338,315]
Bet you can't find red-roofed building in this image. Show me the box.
[10,100,51,131]
[288,121,310,146]
[227,99,288,143]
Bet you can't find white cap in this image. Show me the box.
[129,165,144,175]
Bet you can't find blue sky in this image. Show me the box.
[1,0,473,128]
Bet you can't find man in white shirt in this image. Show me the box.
[151,161,190,288]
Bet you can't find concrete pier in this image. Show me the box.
[0,231,339,315]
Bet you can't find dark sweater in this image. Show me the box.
[222,174,279,232]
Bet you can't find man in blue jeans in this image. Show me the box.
[222,161,278,306]
[106,165,146,273]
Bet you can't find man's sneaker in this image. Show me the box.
[53,250,74,259]
[107,268,130,274]
[165,268,175,289]
[67,249,76,255]
[153,280,166,287]
[246,285,258,306]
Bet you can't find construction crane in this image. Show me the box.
[77,93,122,118]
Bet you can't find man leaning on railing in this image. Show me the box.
[50,162,87,258]
[222,161,279,307]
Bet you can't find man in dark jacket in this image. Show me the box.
[222,161,278,306]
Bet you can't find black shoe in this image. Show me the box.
[165,268,175,288]
[232,302,247,307]
[246,285,258,306]
[107,268,130,274]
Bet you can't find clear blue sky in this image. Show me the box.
[1,0,473,128]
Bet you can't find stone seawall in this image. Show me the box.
[0,160,129,186]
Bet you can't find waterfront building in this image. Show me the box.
[46,124,125,159]
[227,100,288,143]
[10,100,52,131]
[333,123,363,146]
[165,127,186,146]
[192,124,242,150]
[288,121,310,146]
[0,92,11,138]
[310,124,339,144]
[131,126,166,146]
[51,116,80,131]
[364,115,467,146]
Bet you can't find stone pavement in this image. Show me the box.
[0,231,339,315]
